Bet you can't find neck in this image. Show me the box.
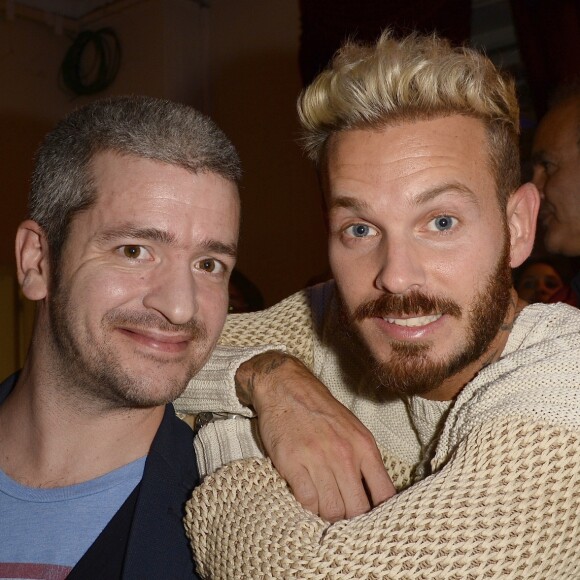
[0,351,164,488]
[421,289,524,402]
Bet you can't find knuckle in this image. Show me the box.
[292,480,318,508]
[333,439,356,463]
[357,428,379,450]
[322,500,345,522]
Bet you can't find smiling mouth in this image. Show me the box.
[382,314,442,327]
[123,328,193,343]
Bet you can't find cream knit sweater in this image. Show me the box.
[177,282,580,578]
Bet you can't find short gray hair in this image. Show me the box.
[30,95,241,262]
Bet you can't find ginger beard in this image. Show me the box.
[340,239,513,397]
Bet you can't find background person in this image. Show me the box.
[532,81,580,306]
[514,256,569,303]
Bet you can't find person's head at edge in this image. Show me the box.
[297,30,539,400]
[16,95,241,411]
[532,81,580,257]
[514,258,566,304]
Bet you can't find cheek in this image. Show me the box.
[70,269,145,313]
[197,285,229,335]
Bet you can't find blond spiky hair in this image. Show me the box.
[298,30,521,206]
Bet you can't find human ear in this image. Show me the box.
[506,182,540,268]
[15,220,50,301]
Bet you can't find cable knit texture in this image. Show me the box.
[181,282,580,578]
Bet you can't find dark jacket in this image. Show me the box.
[0,374,201,579]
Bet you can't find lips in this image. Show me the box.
[104,310,207,351]
[115,327,194,354]
[122,327,194,344]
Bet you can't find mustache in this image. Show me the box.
[352,291,462,321]
[103,310,207,340]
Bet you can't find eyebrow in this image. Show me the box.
[95,225,238,258]
[202,240,238,259]
[328,196,369,212]
[329,182,480,212]
[413,182,480,206]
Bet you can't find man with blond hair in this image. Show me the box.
[177,31,580,578]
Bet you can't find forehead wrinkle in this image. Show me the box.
[412,182,480,208]
[329,184,480,215]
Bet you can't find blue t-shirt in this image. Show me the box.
[0,457,145,580]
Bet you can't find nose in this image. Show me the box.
[142,260,198,325]
[374,239,426,295]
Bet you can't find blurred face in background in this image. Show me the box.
[532,99,580,257]
[516,262,564,304]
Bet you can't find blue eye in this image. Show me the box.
[345,223,377,238]
[432,216,455,231]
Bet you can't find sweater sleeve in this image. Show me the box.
[184,415,580,579]
[174,288,315,416]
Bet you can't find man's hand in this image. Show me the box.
[235,351,396,522]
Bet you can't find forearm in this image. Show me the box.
[234,351,320,410]
[186,417,580,579]
[175,288,316,416]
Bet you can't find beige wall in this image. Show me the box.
[0,0,327,373]
[207,1,327,304]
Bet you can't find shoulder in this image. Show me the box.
[436,304,580,461]
[505,302,580,353]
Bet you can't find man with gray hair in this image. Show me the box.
[0,95,241,578]
[532,82,580,306]
[179,31,580,578]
